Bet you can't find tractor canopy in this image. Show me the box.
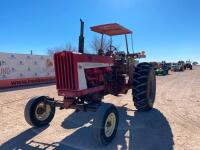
[90,23,132,36]
[90,22,145,58]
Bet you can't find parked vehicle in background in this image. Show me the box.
[150,61,169,76]
[150,62,159,70]
[178,61,185,67]
[155,67,168,76]
[161,61,171,72]
[165,63,172,70]
[184,61,192,70]
[171,63,184,72]
[178,61,185,71]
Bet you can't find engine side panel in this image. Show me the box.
[54,51,113,97]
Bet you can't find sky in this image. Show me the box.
[0,0,200,62]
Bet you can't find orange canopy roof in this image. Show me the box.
[90,23,132,36]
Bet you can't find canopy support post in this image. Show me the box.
[131,34,134,54]
[110,36,112,52]
[100,34,104,50]
[125,34,129,55]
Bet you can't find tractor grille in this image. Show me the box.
[54,52,77,90]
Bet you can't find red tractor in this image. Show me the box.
[24,20,156,145]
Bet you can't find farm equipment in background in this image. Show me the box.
[171,61,185,72]
[150,61,169,76]
[24,20,156,145]
[150,62,159,70]
[178,61,185,71]
[165,62,172,70]
[155,68,168,76]
[184,60,192,70]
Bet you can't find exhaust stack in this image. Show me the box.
[78,19,84,53]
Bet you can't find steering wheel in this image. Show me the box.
[105,46,118,56]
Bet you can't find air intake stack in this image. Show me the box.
[78,19,84,53]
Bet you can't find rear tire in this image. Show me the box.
[132,63,156,111]
[93,103,119,145]
[24,96,55,127]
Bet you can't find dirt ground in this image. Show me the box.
[0,66,200,150]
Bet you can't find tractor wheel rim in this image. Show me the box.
[104,112,116,138]
[35,102,51,121]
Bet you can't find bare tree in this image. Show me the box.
[47,42,76,57]
[65,43,72,51]
[47,49,55,57]
[90,36,111,53]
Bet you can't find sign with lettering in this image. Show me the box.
[0,52,55,88]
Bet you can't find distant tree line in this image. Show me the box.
[193,61,198,65]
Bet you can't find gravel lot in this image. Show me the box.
[0,66,200,150]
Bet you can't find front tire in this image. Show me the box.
[132,63,156,111]
[24,96,55,127]
[92,103,119,145]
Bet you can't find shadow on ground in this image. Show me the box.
[0,106,174,150]
[0,126,49,150]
